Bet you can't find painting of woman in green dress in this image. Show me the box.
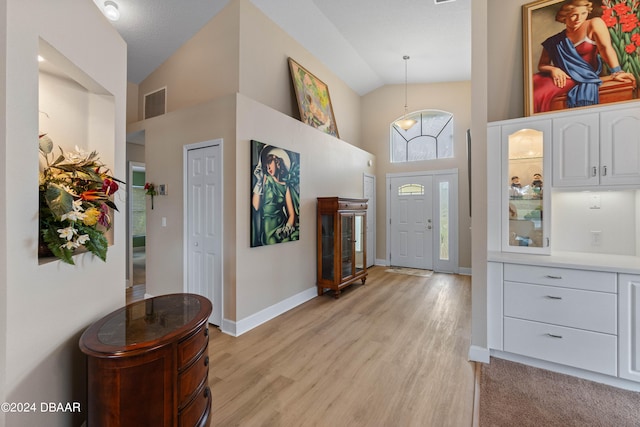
[251,140,300,247]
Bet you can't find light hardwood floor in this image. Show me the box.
[207,266,475,427]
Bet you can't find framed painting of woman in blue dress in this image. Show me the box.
[251,140,300,247]
[523,0,638,116]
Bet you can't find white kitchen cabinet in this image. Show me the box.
[489,120,551,254]
[501,263,618,376]
[619,274,640,382]
[600,109,640,186]
[552,113,599,187]
[553,107,640,188]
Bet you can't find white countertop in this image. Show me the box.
[487,251,640,275]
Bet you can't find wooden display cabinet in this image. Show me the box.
[317,197,368,298]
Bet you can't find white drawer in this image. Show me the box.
[504,264,616,293]
[504,317,616,376]
[504,281,617,334]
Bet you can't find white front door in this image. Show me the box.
[363,174,375,267]
[389,175,433,269]
[186,142,222,325]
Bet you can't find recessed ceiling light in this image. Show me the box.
[37,55,45,62]
[103,1,120,21]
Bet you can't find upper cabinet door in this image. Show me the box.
[552,113,599,187]
[600,108,640,186]
[501,120,551,255]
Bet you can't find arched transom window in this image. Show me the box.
[391,110,454,163]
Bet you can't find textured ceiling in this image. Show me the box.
[92,0,470,95]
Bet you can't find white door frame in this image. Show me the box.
[127,161,145,288]
[363,173,376,267]
[386,169,459,272]
[183,139,224,325]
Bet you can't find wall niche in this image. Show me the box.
[38,38,117,264]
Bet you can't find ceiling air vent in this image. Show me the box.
[434,0,455,4]
[144,87,166,120]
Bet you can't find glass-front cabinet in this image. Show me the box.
[500,121,551,254]
[317,197,368,298]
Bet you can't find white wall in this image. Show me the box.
[1,1,126,425]
[235,94,374,322]
[470,0,489,357]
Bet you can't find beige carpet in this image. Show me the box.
[479,357,640,426]
[384,267,433,277]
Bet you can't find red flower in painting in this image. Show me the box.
[632,32,640,46]
[619,12,639,32]
[613,2,632,15]
[601,7,617,27]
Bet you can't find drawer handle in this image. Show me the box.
[546,333,563,339]
[545,295,562,300]
[204,327,209,337]
[545,275,562,280]
[204,356,209,367]
[204,387,210,398]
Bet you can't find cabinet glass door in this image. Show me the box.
[341,214,354,279]
[354,214,365,272]
[320,214,334,281]
[504,125,549,253]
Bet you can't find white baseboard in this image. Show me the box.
[458,267,472,275]
[220,286,317,337]
[375,259,387,266]
[491,350,640,392]
[468,345,490,363]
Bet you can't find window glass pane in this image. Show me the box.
[421,112,450,135]
[439,181,449,260]
[437,124,454,158]
[408,136,436,161]
[398,184,424,196]
[390,110,454,163]
[391,130,407,163]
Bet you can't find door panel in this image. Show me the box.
[390,175,433,269]
[187,144,221,325]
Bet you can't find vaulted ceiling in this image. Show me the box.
[91,0,471,95]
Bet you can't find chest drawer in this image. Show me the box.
[179,386,211,427]
[504,264,616,292]
[504,281,617,334]
[504,317,616,376]
[178,324,209,367]
[178,349,209,408]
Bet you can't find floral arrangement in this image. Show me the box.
[39,134,123,264]
[144,182,156,209]
[601,0,640,83]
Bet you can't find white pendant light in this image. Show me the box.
[394,55,417,131]
[104,1,120,21]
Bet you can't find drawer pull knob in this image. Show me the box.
[204,328,209,337]
[545,275,562,279]
[545,295,562,300]
[546,333,563,339]
[204,356,209,366]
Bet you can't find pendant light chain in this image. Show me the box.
[403,55,410,113]
[394,55,417,131]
